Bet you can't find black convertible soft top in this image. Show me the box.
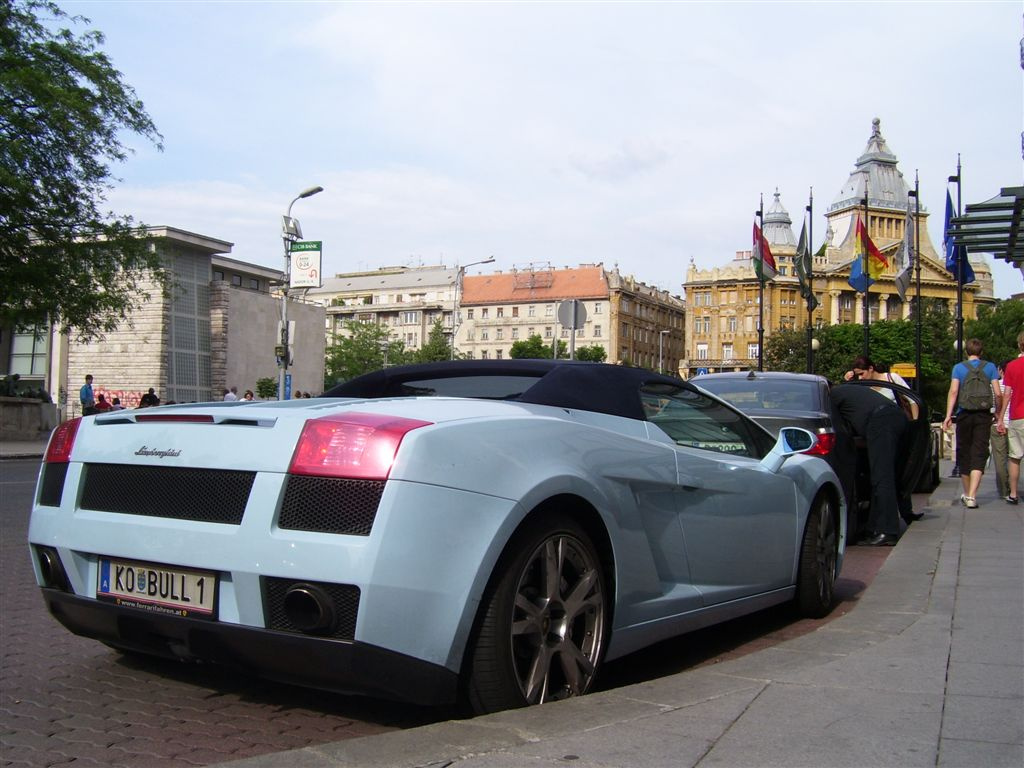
[324,360,692,422]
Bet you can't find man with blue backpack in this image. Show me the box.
[942,338,1003,508]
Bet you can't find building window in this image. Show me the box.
[248,278,259,290]
[727,316,737,333]
[696,343,708,360]
[512,306,519,317]
[213,270,224,282]
[9,327,49,377]
[496,349,503,359]
[748,343,759,359]
[528,305,536,317]
[481,350,489,359]
[467,309,474,320]
[722,344,733,360]
[482,308,489,319]
[512,328,519,339]
[481,329,489,340]
[594,325,601,337]
[528,327,535,336]
[497,307,504,318]
[594,303,602,314]
[403,311,419,324]
[496,328,504,340]
[544,326,552,338]
[231,274,241,286]
[561,328,569,338]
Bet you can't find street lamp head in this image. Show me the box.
[811,338,820,352]
[298,185,324,199]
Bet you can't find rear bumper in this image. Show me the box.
[41,588,459,706]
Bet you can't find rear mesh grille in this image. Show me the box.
[278,476,383,535]
[39,463,68,507]
[81,464,254,524]
[263,577,359,640]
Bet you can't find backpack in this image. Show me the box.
[957,361,993,412]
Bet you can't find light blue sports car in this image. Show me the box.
[29,360,845,713]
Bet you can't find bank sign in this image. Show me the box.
[289,241,322,289]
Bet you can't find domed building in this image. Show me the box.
[681,118,997,378]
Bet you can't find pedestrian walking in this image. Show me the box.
[990,361,1012,499]
[996,330,1024,505]
[942,338,1002,509]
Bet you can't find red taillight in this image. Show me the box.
[288,412,432,480]
[45,418,81,463]
[803,432,836,457]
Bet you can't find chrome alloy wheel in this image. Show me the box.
[509,533,606,705]
[812,498,838,607]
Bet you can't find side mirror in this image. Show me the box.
[760,427,818,473]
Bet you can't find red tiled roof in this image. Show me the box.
[462,266,608,305]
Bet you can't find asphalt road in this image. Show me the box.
[1,457,893,768]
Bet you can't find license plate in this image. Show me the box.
[98,558,217,620]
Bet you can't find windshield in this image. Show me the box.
[697,378,821,412]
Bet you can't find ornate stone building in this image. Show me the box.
[682,119,996,377]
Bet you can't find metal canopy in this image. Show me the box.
[949,186,1024,266]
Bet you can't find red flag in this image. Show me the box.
[753,222,776,282]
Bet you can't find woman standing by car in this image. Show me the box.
[843,356,918,420]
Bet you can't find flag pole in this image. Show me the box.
[756,194,765,372]
[949,155,963,360]
[862,180,870,358]
[912,171,922,395]
[805,188,814,374]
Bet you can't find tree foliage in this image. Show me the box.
[324,321,412,386]
[574,344,607,362]
[509,334,567,359]
[1,0,164,339]
[255,377,277,400]
[965,299,1024,367]
[414,319,456,363]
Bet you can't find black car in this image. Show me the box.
[695,371,938,539]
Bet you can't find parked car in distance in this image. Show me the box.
[695,371,938,539]
[29,361,846,714]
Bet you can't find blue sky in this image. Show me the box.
[65,0,1022,297]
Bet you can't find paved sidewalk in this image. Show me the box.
[219,467,1023,768]
[0,437,48,460]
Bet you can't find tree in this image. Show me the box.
[255,377,277,400]
[509,334,567,359]
[415,319,456,363]
[1,0,164,340]
[965,299,1024,367]
[574,345,607,363]
[324,321,411,387]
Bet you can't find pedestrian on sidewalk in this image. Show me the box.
[942,338,1002,509]
[996,330,1024,505]
[79,374,95,415]
[990,360,1012,499]
[831,382,910,546]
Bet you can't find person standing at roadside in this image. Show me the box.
[996,330,1024,505]
[942,338,1002,509]
[140,387,160,408]
[831,382,910,546]
[79,374,95,415]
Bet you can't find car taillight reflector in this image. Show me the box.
[803,432,836,457]
[45,418,81,463]
[289,412,432,480]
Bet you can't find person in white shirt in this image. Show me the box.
[224,386,238,401]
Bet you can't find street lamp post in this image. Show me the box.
[450,256,495,360]
[659,329,671,373]
[279,185,323,400]
[810,337,820,375]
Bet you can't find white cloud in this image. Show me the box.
[74,0,1021,298]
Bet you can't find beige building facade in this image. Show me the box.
[682,119,996,378]
[458,264,685,372]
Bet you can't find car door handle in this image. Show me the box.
[678,473,704,491]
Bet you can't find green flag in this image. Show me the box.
[794,218,819,311]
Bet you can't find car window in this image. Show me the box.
[640,383,769,459]
[390,375,543,399]
[698,378,820,412]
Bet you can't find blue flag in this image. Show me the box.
[944,189,975,284]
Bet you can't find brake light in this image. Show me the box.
[803,432,836,457]
[45,418,81,463]
[289,412,432,480]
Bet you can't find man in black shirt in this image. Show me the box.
[831,382,911,546]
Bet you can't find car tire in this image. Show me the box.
[464,515,608,714]
[796,495,838,619]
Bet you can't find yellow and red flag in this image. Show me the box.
[848,216,887,292]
